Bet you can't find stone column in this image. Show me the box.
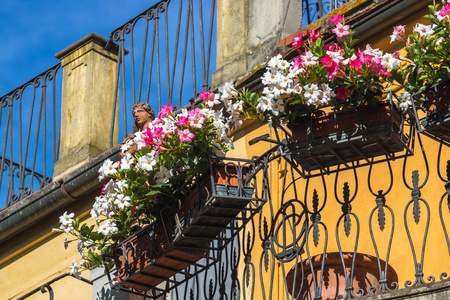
[54,33,119,179]
[212,0,302,87]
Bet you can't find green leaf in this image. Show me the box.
[145,190,160,196]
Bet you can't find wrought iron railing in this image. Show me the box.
[108,0,217,146]
[0,64,61,209]
[100,89,450,299]
[303,0,351,27]
[0,0,217,208]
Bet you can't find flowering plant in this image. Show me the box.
[58,102,233,270]
[389,3,450,100]
[204,15,401,126]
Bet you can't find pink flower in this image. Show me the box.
[393,25,406,35]
[390,25,405,43]
[349,58,362,69]
[159,104,173,117]
[326,65,340,81]
[320,54,336,67]
[332,22,350,38]
[306,29,320,43]
[436,5,450,21]
[178,129,194,142]
[330,14,344,24]
[200,91,220,108]
[357,49,372,64]
[188,109,205,129]
[324,43,339,52]
[177,115,189,127]
[336,86,350,100]
[292,33,304,48]
[292,57,304,70]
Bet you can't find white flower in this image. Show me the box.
[102,179,115,196]
[138,153,157,172]
[98,220,118,236]
[155,167,173,184]
[304,84,320,102]
[256,94,274,112]
[271,99,285,116]
[326,50,344,64]
[301,51,318,67]
[261,71,281,86]
[279,76,293,89]
[60,222,74,234]
[414,23,436,37]
[219,81,238,100]
[59,211,75,225]
[69,259,81,278]
[211,109,225,129]
[114,194,131,209]
[162,120,177,135]
[319,83,335,105]
[276,59,290,70]
[114,180,129,193]
[381,53,400,69]
[397,92,412,112]
[342,54,358,65]
[363,45,382,58]
[267,54,283,69]
[201,108,215,119]
[120,153,135,170]
[98,159,119,180]
[77,241,85,255]
[120,143,130,153]
[203,93,221,108]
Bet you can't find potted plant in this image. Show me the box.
[205,15,410,173]
[390,3,450,144]
[57,100,262,291]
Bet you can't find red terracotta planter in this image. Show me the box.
[286,252,398,299]
[110,163,255,292]
[287,102,407,172]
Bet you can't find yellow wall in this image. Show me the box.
[0,193,97,299]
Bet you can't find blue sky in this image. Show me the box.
[0,0,217,208]
[0,0,159,95]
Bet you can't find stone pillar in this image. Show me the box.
[212,0,302,87]
[54,33,119,179]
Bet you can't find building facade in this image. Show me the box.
[1,0,450,299]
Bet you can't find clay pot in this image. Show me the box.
[286,252,398,300]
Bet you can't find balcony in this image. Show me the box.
[2,0,450,300]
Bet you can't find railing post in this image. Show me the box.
[54,33,119,179]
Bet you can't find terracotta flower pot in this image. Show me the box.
[286,252,398,300]
[110,162,255,291]
[287,102,407,172]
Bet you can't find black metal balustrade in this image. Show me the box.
[108,0,217,146]
[0,64,61,209]
[0,0,216,209]
[101,88,450,299]
[303,0,350,27]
